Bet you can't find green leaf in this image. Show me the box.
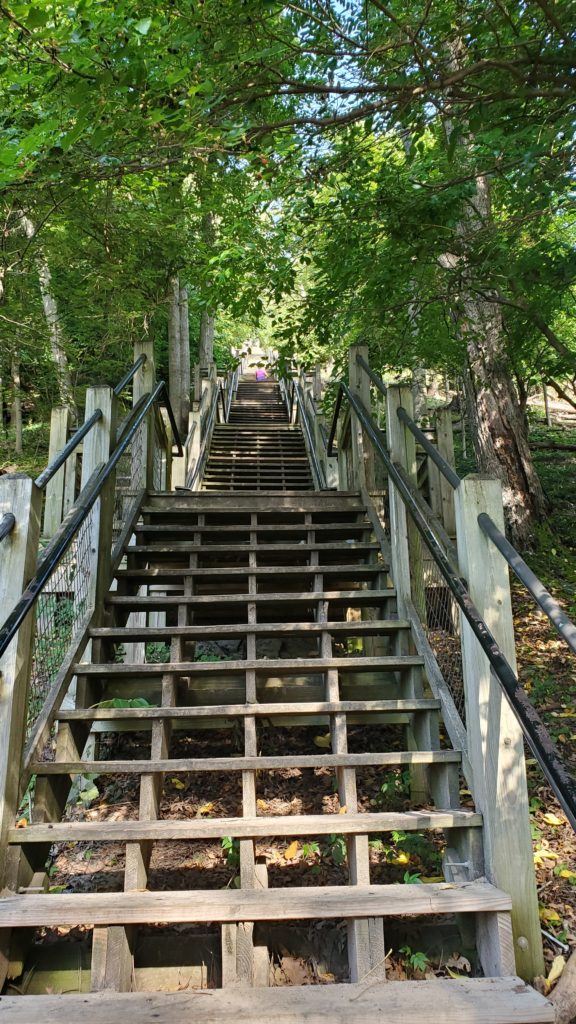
[134,17,152,35]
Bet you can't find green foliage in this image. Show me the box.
[400,945,430,974]
[222,836,240,867]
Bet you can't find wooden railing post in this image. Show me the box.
[0,475,42,890]
[348,345,375,490]
[454,476,544,981]
[81,386,117,615]
[43,407,71,538]
[132,339,155,491]
[385,385,424,620]
[436,408,456,536]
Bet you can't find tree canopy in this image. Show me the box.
[1,0,575,539]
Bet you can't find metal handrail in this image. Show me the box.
[113,353,147,396]
[0,512,16,542]
[0,384,177,661]
[34,410,102,490]
[397,406,461,489]
[328,380,576,830]
[292,381,327,490]
[187,382,220,488]
[479,513,576,657]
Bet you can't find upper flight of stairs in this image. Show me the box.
[0,485,554,1021]
[203,377,314,491]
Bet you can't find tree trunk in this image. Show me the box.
[11,354,22,455]
[198,209,216,368]
[167,273,186,436]
[19,213,77,421]
[199,308,215,368]
[457,177,547,546]
[411,365,427,421]
[179,283,190,435]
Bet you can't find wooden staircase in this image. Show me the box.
[202,378,314,491]
[0,419,554,1018]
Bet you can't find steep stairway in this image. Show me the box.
[0,485,553,1020]
[203,377,314,491]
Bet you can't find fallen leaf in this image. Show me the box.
[314,734,331,749]
[545,955,565,993]
[338,805,348,814]
[197,802,214,816]
[256,799,267,810]
[539,907,562,925]
[15,818,27,828]
[558,868,576,880]
[542,812,564,826]
[284,840,300,860]
[170,778,186,790]
[421,875,445,883]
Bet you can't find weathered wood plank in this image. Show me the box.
[8,809,482,845]
[57,698,440,722]
[29,750,462,775]
[105,590,395,608]
[72,655,424,676]
[0,977,554,1023]
[89,619,410,641]
[0,881,510,928]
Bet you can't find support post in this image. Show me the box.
[454,476,544,981]
[385,385,424,620]
[0,476,42,888]
[436,408,456,536]
[81,387,117,616]
[348,346,375,490]
[43,408,70,538]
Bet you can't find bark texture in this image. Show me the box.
[167,272,186,437]
[19,214,77,420]
[11,354,22,454]
[457,177,547,545]
[179,283,190,434]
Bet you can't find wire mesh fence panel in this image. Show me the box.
[111,419,146,559]
[28,505,96,737]
[406,514,466,727]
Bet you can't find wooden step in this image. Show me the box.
[74,656,424,676]
[105,590,395,609]
[133,522,371,534]
[30,750,461,775]
[0,880,508,927]
[57,698,438,723]
[89,619,410,641]
[0,978,554,1023]
[114,564,385,582]
[9,808,481,844]
[126,542,381,554]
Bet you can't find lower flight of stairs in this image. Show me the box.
[203,378,314,491]
[0,490,554,1022]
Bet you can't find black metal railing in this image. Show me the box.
[34,409,102,491]
[0,512,16,543]
[328,376,576,831]
[0,383,178,662]
[187,381,220,488]
[291,380,327,490]
[113,353,147,396]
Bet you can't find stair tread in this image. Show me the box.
[9,809,482,844]
[74,655,424,675]
[0,977,554,1023]
[89,619,410,639]
[0,880,508,927]
[127,542,380,552]
[105,590,395,606]
[133,522,371,533]
[57,698,440,721]
[31,750,462,775]
[115,564,384,579]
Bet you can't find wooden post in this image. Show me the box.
[43,408,70,538]
[436,408,456,536]
[81,387,117,615]
[133,339,155,406]
[0,475,42,889]
[386,385,425,620]
[454,476,544,981]
[348,345,375,490]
